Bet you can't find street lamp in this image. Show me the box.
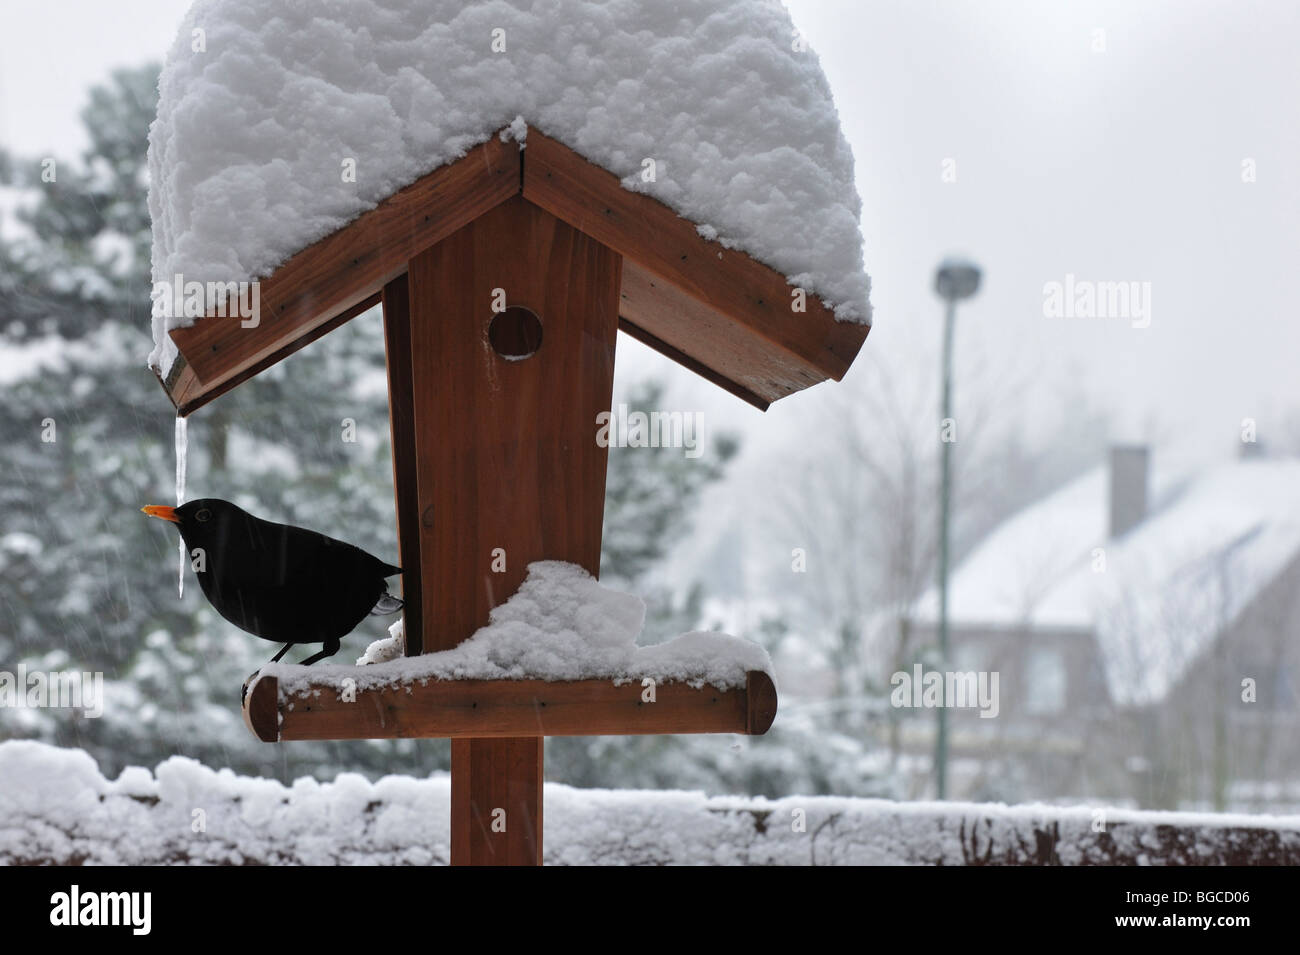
[933,256,981,800]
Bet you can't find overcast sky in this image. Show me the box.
[2,0,1297,465]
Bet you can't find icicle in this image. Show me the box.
[176,415,188,599]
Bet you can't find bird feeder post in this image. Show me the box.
[383,195,622,864]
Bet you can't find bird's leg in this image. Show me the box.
[242,641,312,703]
[244,645,294,700]
[297,637,341,667]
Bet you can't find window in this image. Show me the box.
[1024,647,1067,715]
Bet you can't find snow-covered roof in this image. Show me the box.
[914,452,1300,705]
[147,0,872,375]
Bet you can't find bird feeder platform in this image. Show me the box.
[243,670,777,742]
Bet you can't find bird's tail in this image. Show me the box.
[370,592,404,615]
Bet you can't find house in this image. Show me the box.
[909,444,1300,811]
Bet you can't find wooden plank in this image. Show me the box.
[620,262,827,405]
[382,275,422,655]
[522,127,870,403]
[155,357,188,414]
[406,194,619,651]
[746,670,778,735]
[243,671,777,741]
[618,317,770,411]
[164,134,521,407]
[243,674,280,743]
[406,194,622,866]
[453,737,542,865]
[163,293,382,416]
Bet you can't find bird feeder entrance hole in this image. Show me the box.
[489,305,543,359]
[159,126,870,866]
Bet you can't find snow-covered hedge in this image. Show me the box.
[2,742,1297,865]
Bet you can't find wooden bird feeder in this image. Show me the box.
[155,126,868,865]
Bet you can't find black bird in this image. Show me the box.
[142,498,402,666]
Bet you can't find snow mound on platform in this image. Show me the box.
[270,560,772,696]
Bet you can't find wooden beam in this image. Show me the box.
[405,195,619,653]
[404,194,622,865]
[522,127,870,406]
[242,671,280,742]
[618,317,770,411]
[619,262,829,406]
[381,275,422,655]
[162,134,521,410]
[162,293,382,416]
[243,671,778,742]
[452,737,542,865]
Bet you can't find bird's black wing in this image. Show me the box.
[275,522,397,584]
[246,522,399,642]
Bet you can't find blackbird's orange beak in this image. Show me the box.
[141,505,181,524]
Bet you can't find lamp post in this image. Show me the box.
[933,257,981,800]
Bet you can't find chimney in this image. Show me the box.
[1109,445,1149,538]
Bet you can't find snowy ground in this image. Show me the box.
[3,741,1297,865]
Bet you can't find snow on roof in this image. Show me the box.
[263,560,772,697]
[146,0,872,374]
[914,453,1300,705]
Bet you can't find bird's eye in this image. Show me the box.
[195,508,212,523]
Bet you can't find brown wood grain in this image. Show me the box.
[250,673,773,741]
[617,316,770,411]
[406,194,622,865]
[406,194,620,648]
[382,275,422,656]
[619,262,828,406]
[163,293,383,416]
[746,671,778,735]
[243,673,281,743]
[522,127,870,404]
[165,134,520,406]
[453,737,543,865]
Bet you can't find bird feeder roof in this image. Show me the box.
[148,0,873,414]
